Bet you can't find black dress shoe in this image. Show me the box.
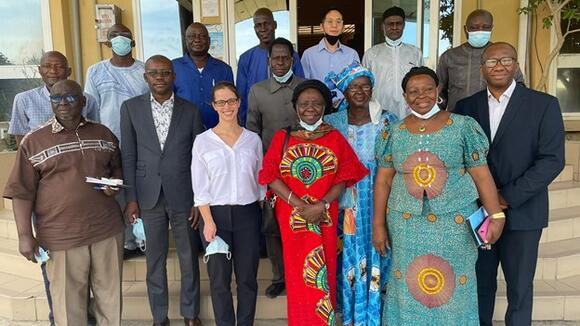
[184,317,202,326]
[265,282,285,298]
[123,248,144,260]
[152,318,170,326]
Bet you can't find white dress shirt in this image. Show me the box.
[487,79,516,141]
[150,93,174,150]
[192,128,265,206]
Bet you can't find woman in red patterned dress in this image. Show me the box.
[259,80,368,325]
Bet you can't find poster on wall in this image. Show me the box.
[207,25,224,61]
[201,0,220,25]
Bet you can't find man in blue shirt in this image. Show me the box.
[301,8,360,81]
[237,7,304,125]
[173,22,234,128]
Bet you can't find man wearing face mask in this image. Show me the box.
[301,8,359,82]
[437,9,525,111]
[237,7,305,126]
[246,37,305,299]
[85,23,149,259]
[173,22,234,128]
[362,6,423,120]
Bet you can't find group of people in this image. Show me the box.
[3,4,566,326]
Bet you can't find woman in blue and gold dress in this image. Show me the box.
[372,67,505,325]
[324,62,398,326]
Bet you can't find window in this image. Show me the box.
[0,0,49,129]
[555,18,580,115]
[235,11,292,60]
[136,0,183,60]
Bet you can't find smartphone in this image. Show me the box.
[476,217,491,245]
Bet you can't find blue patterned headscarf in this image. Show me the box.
[324,61,375,112]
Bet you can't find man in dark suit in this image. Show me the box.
[121,55,205,326]
[455,42,565,326]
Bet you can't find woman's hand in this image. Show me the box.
[203,220,217,242]
[299,202,325,224]
[372,224,390,256]
[103,185,119,197]
[486,218,505,245]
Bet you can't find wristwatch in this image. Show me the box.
[321,199,330,210]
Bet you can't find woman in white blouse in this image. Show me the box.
[191,82,265,325]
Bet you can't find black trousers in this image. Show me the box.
[200,202,261,326]
[476,228,543,326]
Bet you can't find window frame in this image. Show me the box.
[548,25,580,119]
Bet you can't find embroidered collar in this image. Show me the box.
[51,116,87,133]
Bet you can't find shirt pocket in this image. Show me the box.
[202,149,228,176]
[239,148,258,174]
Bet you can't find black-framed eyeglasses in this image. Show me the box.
[345,85,372,94]
[146,70,173,78]
[49,95,80,104]
[483,57,516,68]
[214,98,239,107]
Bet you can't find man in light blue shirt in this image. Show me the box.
[301,8,360,82]
[84,23,149,259]
[237,7,304,125]
[9,51,99,146]
[84,24,149,141]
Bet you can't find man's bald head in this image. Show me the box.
[466,9,493,26]
[253,8,274,20]
[51,79,82,96]
[107,24,133,40]
[185,22,211,56]
[145,55,172,69]
[40,51,68,67]
[38,51,71,88]
[482,42,518,61]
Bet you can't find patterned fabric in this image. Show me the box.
[259,129,368,326]
[150,94,174,150]
[8,85,100,135]
[325,110,397,326]
[324,61,376,113]
[374,113,489,325]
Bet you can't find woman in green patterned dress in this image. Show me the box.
[372,67,505,325]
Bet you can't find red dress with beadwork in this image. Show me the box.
[259,128,368,326]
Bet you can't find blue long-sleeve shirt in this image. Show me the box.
[173,54,234,128]
[236,45,304,125]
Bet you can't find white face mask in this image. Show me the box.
[385,35,403,47]
[273,68,293,84]
[299,116,323,131]
[410,103,440,120]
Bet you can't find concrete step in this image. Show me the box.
[565,140,580,181]
[494,276,580,321]
[0,237,275,283]
[555,165,575,183]
[540,206,580,244]
[548,181,580,210]
[0,271,287,321]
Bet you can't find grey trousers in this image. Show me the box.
[200,202,260,326]
[141,193,200,322]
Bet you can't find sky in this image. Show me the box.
[140,0,183,60]
[0,0,44,65]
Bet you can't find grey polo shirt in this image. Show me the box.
[246,76,304,152]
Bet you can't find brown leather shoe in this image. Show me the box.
[152,318,170,326]
[184,317,202,326]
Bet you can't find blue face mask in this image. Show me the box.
[467,31,491,48]
[273,68,293,84]
[203,236,231,263]
[132,218,146,252]
[110,35,133,56]
[35,246,50,264]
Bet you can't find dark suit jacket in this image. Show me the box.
[455,84,565,231]
[121,93,205,212]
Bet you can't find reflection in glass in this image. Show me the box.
[0,0,44,65]
[372,0,418,46]
[561,19,580,54]
[139,0,183,60]
[0,78,43,121]
[556,68,580,113]
[235,11,291,60]
[438,0,453,55]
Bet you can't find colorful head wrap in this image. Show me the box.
[324,61,375,112]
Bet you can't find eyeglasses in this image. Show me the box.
[49,95,79,104]
[483,57,516,68]
[296,101,324,110]
[146,70,173,78]
[214,98,239,107]
[324,19,343,25]
[345,85,372,93]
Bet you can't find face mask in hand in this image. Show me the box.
[132,218,146,252]
[203,236,231,263]
[35,246,50,264]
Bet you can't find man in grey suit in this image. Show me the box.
[246,37,303,298]
[121,55,205,326]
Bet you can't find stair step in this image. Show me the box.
[548,181,580,209]
[540,206,580,243]
[555,165,575,182]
